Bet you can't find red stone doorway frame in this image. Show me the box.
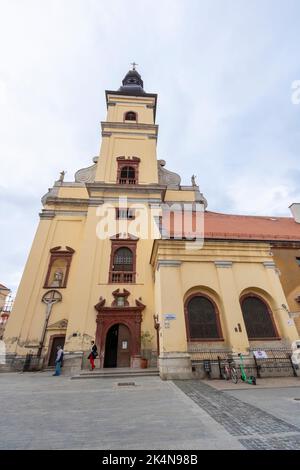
[94,297,145,368]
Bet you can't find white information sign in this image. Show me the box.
[253,350,268,359]
[164,314,176,320]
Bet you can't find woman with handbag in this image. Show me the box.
[88,340,98,370]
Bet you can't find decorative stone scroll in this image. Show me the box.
[157,160,181,188]
[74,163,97,183]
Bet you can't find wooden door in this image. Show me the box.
[117,324,131,367]
[48,335,65,366]
[104,324,119,368]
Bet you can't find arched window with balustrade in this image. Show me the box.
[109,236,138,284]
[119,166,136,184]
[113,247,133,272]
[116,157,140,185]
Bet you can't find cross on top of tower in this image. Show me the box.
[130,62,138,71]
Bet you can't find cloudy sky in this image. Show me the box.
[1,0,300,293]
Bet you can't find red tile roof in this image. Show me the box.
[204,211,300,241]
[162,210,300,241]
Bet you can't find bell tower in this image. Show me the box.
[95,66,159,185]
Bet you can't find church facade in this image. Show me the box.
[3,68,300,379]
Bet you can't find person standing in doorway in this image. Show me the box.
[53,345,64,376]
[88,341,98,370]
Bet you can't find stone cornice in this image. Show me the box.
[39,210,56,219]
[150,239,272,268]
[214,261,233,268]
[43,197,90,206]
[102,130,157,139]
[101,121,158,132]
[271,241,300,249]
[39,209,88,219]
[101,121,158,139]
[263,261,277,269]
[86,182,166,197]
[54,182,85,188]
[157,260,182,270]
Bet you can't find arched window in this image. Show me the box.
[119,166,136,184]
[109,236,138,283]
[241,295,278,339]
[185,295,222,340]
[113,247,133,272]
[124,111,137,121]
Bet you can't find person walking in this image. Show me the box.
[53,345,64,376]
[88,341,98,370]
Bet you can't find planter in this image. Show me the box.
[140,358,148,369]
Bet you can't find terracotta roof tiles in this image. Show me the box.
[162,210,300,241]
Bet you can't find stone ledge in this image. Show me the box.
[159,352,192,380]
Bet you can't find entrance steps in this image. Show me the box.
[71,367,159,380]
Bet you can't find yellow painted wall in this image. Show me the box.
[106,94,156,124]
[4,217,85,355]
[95,93,158,184]
[273,246,300,334]
[164,189,196,202]
[152,240,299,355]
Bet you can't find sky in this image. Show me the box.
[0,0,300,293]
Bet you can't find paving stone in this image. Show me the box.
[1,372,299,449]
[0,373,243,450]
[240,434,300,450]
[174,380,300,444]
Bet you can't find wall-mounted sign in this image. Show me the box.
[164,314,176,320]
[253,350,268,359]
[122,341,128,350]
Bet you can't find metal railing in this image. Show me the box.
[188,347,232,362]
[250,347,297,378]
[110,271,135,283]
[118,178,136,185]
[188,347,297,379]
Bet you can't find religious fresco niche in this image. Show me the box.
[48,259,67,288]
[43,246,75,289]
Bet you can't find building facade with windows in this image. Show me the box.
[3,68,300,378]
[0,284,12,340]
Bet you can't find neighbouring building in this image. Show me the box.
[3,68,300,379]
[0,284,12,340]
[271,203,300,334]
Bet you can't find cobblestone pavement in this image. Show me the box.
[0,373,243,450]
[174,380,300,450]
[2,372,300,449]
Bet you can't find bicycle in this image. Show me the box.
[222,358,238,383]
